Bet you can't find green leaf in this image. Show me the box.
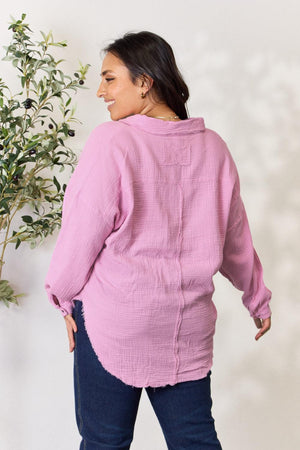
[21,215,33,223]
[0,280,15,303]
[53,176,60,192]
[49,41,67,47]
[0,201,10,214]
[50,117,57,127]
[40,30,46,40]
[41,105,53,112]
[27,143,38,151]
[39,90,48,102]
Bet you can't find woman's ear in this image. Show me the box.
[140,73,154,92]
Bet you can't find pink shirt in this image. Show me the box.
[45,114,272,388]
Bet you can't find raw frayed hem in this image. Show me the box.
[76,300,180,391]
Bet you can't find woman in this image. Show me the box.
[45,31,271,449]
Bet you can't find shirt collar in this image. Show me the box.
[119,114,205,136]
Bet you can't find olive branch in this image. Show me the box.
[0,13,90,307]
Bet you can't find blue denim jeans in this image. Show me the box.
[72,300,222,450]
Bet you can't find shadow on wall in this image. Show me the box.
[177,30,300,449]
[178,29,300,316]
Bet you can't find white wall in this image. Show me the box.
[1,1,299,449]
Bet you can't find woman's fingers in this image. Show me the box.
[64,314,77,352]
[254,316,271,341]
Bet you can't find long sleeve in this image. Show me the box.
[219,169,272,320]
[44,124,123,316]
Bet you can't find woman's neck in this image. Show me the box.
[139,102,181,121]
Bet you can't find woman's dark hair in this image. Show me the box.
[102,31,189,120]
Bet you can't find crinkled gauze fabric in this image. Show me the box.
[44,113,272,388]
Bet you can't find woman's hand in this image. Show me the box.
[64,314,78,352]
[253,316,271,341]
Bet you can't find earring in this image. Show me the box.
[141,92,146,99]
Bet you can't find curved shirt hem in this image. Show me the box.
[81,299,212,389]
[97,352,213,388]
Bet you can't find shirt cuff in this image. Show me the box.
[48,292,74,317]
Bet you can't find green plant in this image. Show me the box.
[0,13,90,307]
